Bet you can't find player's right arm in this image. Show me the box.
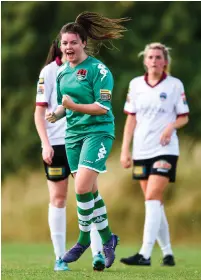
[120,80,137,169]
[34,67,54,165]
[120,114,136,168]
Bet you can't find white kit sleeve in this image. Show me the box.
[175,80,190,116]
[36,65,53,106]
[124,79,137,114]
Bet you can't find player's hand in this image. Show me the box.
[42,144,54,165]
[45,111,57,123]
[120,151,132,168]
[62,95,75,110]
[160,123,174,146]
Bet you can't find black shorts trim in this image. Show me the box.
[133,155,178,183]
[43,145,71,182]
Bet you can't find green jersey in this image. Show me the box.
[56,56,115,142]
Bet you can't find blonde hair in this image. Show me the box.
[138,42,171,74]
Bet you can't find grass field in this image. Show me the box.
[2,243,201,280]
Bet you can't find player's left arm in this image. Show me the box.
[160,81,189,146]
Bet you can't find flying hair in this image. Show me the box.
[60,11,131,55]
[138,42,172,74]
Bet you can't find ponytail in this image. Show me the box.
[60,12,130,55]
[44,39,62,66]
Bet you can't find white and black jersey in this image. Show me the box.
[124,73,189,160]
[36,60,66,146]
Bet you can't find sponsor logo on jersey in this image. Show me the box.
[160,92,167,101]
[39,78,44,84]
[181,92,187,105]
[100,89,111,101]
[48,167,62,176]
[76,69,87,80]
[153,160,172,171]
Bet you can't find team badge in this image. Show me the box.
[160,92,167,101]
[39,78,44,84]
[181,92,187,105]
[37,84,44,94]
[76,69,87,81]
[100,89,111,101]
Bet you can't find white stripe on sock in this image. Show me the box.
[93,206,106,217]
[77,199,94,210]
[94,194,102,203]
[94,219,108,230]
[79,224,91,232]
[77,212,94,221]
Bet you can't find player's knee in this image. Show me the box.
[50,195,66,208]
[145,193,162,201]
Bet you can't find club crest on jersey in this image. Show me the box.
[76,69,87,81]
[160,92,167,101]
[181,92,187,105]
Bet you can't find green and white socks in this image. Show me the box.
[76,191,111,246]
[77,192,94,246]
[92,190,111,244]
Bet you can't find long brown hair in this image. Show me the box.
[44,39,62,66]
[59,11,130,55]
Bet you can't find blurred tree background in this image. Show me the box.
[2,1,201,243]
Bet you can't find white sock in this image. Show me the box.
[139,200,161,259]
[157,205,173,257]
[48,203,66,260]
[90,222,103,257]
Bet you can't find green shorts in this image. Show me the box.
[65,134,114,173]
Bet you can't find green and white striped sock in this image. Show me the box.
[93,190,112,244]
[77,192,94,246]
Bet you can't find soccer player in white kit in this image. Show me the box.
[120,42,189,266]
[34,39,103,271]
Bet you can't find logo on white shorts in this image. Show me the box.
[95,142,107,162]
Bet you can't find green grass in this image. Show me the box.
[2,243,201,280]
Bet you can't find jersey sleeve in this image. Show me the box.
[92,63,114,111]
[175,80,190,116]
[124,79,136,114]
[36,66,53,107]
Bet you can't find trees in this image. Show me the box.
[2,1,201,179]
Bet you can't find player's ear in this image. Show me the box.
[82,41,87,49]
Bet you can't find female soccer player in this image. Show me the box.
[34,39,104,271]
[46,11,129,268]
[120,42,189,266]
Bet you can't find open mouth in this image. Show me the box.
[66,51,75,59]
